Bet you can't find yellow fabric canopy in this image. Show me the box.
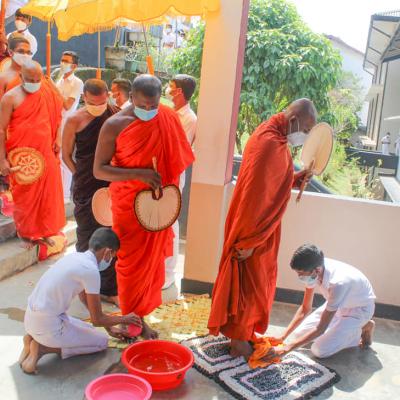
[22,0,220,40]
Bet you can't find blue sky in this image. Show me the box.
[290,0,400,52]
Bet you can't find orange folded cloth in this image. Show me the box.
[248,336,284,369]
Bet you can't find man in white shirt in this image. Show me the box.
[110,78,132,109]
[265,244,376,360]
[20,228,141,374]
[7,9,38,57]
[162,24,176,53]
[381,132,391,156]
[57,51,84,201]
[163,74,197,289]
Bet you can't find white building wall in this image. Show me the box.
[378,59,400,153]
[329,39,372,126]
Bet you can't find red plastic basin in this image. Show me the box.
[85,373,152,400]
[122,340,194,391]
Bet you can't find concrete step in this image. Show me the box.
[0,220,77,281]
[0,200,74,243]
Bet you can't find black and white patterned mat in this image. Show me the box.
[181,335,340,400]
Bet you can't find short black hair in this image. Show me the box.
[15,9,32,22]
[290,244,324,272]
[132,74,162,98]
[84,78,108,95]
[172,74,196,101]
[89,228,120,251]
[8,34,30,51]
[112,78,132,97]
[62,50,79,65]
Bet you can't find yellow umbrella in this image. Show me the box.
[53,0,219,40]
[22,0,220,76]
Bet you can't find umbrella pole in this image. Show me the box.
[0,0,7,58]
[46,21,51,78]
[142,24,154,75]
[96,30,101,79]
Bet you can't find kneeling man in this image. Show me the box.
[20,228,141,374]
[268,244,375,359]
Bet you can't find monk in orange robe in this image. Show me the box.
[0,35,32,98]
[208,99,317,358]
[0,61,65,248]
[0,35,32,196]
[94,75,194,338]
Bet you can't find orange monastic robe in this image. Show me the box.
[208,112,294,341]
[6,80,65,240]
[110,105,194,316]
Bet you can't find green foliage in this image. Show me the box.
[170,0,342,153]
[317,143,376,198]
[321,71,363,143]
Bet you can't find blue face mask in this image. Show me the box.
[298,273,318,288]
[134,106,158,121]
[98,252,113,272]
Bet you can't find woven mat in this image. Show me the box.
[182,335,340,400]
[106,294,211,349]
[181,335,340,400]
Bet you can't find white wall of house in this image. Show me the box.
[328,37,372,127]
[378,58,400,153]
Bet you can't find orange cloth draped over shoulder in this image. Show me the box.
[208,112,294,341]
[110,104,194,316]
[6,80,65,240]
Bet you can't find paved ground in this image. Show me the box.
[0,245,399,399]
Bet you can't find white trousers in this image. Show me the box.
[289,301,375,358]
[165,171,186,280]
[61,160,73,201]
[25,309,108,359]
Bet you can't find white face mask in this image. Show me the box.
[15,20,27,31]
[86,103,107,117]
[12,53,32,66]
[109,95,117,106]
[298,273,318,288]
[23,81,41,93]
[60,62,73,74]
[287,117,307,147]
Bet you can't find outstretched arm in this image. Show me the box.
[93,118,161,189]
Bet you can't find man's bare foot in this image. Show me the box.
[18,334,32,365]
[41,237,55,247]
[360,320,375,349]
[21,339,42,374]
[20,239,35,250]
[230,339,253,359]
[100,295,120,307]
[141,320,158,340]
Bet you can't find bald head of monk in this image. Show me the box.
[83,79,109,116]
[20,60,42,93]
[284,98,317,140]
[131,74,161,121]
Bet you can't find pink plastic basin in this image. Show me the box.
[122,340,194,391]
[85,373,152,400]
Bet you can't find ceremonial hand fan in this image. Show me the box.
[8,147,45,185]
[134,157,181,232]
[296,122,334,203]
[92,187,113,227]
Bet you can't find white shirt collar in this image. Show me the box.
[121,100,131,109]
[176,103,191,116]
[62,73,75,82]
[85,250,99,269]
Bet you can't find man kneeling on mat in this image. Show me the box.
[266,244,376,360]
[19,228,141,374]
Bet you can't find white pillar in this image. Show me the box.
[183,0,250,289]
